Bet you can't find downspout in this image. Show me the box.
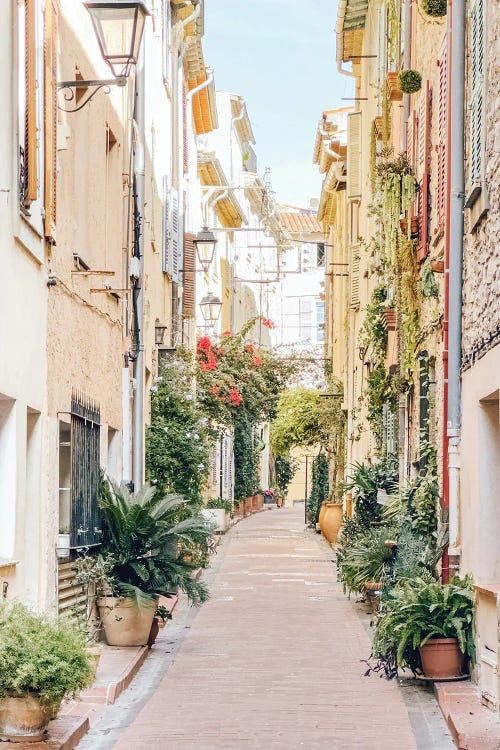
[132,44,146,492]
[401,0,412,150]
[442,0,465,581]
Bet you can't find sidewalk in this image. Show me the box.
[77,505,453,750]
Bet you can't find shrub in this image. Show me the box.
[206,497,233,513]
[307,454,329,524]
[398,70,422,94]
[0,602,93,706]
[422,0,446,16]
[343,457,398,528]
[337,525,395,595]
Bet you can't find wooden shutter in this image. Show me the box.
[436,39,447,235]
[417,81,431,261]
[44,0,58,243]
[346,112,362,200]
[406,109,417,171]
[182,232,196,318]
[22,0,38,207]
[350,249,360,309]
[170,188,180,283]
[162,176,170,273]
[470,0,484,185]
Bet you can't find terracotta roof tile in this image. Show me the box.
[279,212,322,234]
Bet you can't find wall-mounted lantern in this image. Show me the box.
[154,318,168,346]
[58,1,150,112]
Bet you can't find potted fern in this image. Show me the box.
[96,479,210,646]
[373,576,475,678]
[0,602,93,742]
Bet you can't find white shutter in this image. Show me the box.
[350,249,360,309]
[470,0,485,185]
[162,176,170,274]
[161,0,171,87]
[170,188,180,283]
[346,112,362,200]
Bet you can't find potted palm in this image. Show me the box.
[200,497,232,531]
[96,479,210,647]
[0,602,93,742]
[373,576,475,678]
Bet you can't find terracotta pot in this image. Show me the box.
[0,695,53,743]
[319,501,343,543]
[430,260,444,273]
[419,637,465,679]
[382,308,397,331]
[254,493,264,510]
[244,497,253,515]
[399,216,419,237]
[147,618,160,649]
[98,596,157,647]
[386,71,403,102]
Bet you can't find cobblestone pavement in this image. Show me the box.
[77,505,455,750]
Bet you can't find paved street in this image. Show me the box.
[78,506,454,750]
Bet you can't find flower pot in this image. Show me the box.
[399,216,419,238]
[419,637,465,679]
[430,260,444,273]
[0,695,53,743]
[382,308,397,332]
[97,596,157,647]
[200,507,228,532]
[244,497,253,515]
[147,618,160,649]
[254,493,264,510]
[56,533,70,558]
[386,71,403,102]
[319,501,343,544]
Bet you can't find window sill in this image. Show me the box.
[0,559,19,571]
[474,583,500,600]
[465,184,489,231]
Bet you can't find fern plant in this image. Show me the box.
[373,576,475,673]
[98,479,210,606]
[337,525,396,595]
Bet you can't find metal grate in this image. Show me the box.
[70,391,101,549]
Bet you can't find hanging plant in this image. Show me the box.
[421,258,439,298]
[398,70,422,94]
[421,0,447,17]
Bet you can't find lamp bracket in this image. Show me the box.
[57,77,126,113]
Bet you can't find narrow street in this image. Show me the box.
[77,507,454,750]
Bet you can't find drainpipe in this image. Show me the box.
[132,44,146,492]
[442,0,465,581]
[401,0,412,150]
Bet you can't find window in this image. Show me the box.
[316,301,325,343]
[317,243,325,267]
[60,393,101,550]
[18,0,38,213]
[0,397,17,559]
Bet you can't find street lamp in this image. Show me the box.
[58,1,150,112]
[154,318,168,346]
[193,226,218,273]
[199,292,222,328]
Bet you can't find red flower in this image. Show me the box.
[222,331,232,336]
[209,386,218,395]
[229,387,242,406]
[252,355,264,366]
[245,344,255,353]
[197,336,212,352]
[201,360,217,371]
[261,317,275,329]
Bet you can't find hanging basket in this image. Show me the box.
[398,70,422,94]
[421,0,447,17]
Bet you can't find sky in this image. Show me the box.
[203,0,353,209]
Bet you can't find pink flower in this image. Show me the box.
[262,317,275,329]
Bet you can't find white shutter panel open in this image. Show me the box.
[350,249,360,309]
[347,112,362,201]
[170,188,180,283]
[470,0,484,186]
[162,176,170,274]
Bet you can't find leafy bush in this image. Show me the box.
[99,479,210,605]
[422,0,446,16]
[373,576,475,674]
[146,360,211,505]
[0,602,93,706]
[337,525,395,595]
[343,457,398,528]
[233,412,260,500]
[206,497,233,513]
[274,454,298,493]
[398,69,422,94]
[307,454,329,524]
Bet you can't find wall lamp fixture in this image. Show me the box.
[154,319,168,346]
[199,292,223,328]
[193,226,218,273]
[58,1,150,113]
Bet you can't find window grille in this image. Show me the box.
[70,392,101,549]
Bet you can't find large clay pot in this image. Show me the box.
[244,497,253,516]
[98,596,157,647]
[0,695,53,743]
[255,493,264,510]
[251,495,259,512]
[419,637,465,679]
[319,501,343,543]
[147,618,160,649]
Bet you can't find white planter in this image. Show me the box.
[200,508,228,532]
[56,533,70,558]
